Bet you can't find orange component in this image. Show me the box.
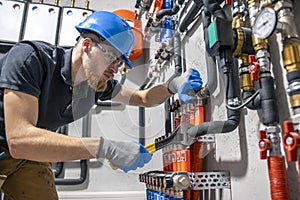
[191,100,204,200]
[180,149,191,200]
[190,142,203,200]
[113,9,143,60]
[194,105,204,125]
[176,150,182,172]
[163,152,168,171]
[283,121,300,162]
[225,0,232,5]
[258,130,270,159]
[249,55,260,81]
[268,156,290,200]
[171,151,177,171]
[152,0,163,17]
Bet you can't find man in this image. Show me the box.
[0,11,202,199]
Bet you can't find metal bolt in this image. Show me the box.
[286,137,294,145]
[259,141,265,148]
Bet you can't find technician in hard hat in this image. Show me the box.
[0,11,202,199]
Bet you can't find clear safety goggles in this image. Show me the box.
[88,37,124,68]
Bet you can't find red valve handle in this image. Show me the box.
[249,55,260,81]
[283,121,300,162]
[258,130,270,159]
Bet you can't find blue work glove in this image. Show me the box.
[98,138,152,173]
[167,68,203,103]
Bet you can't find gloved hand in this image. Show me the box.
[167,68,203,103]
[98,137,152,172]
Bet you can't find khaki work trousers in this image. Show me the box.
[0,147,58,200]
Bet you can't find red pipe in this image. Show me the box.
[267,156,290,200]
[190,103,205,200]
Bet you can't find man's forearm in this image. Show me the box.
[8,126,101,162]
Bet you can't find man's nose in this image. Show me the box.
[109,63,119,73]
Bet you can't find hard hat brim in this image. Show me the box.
[124,57,133,69]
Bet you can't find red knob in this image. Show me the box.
[249,55,260,81]
[258,130,270,159]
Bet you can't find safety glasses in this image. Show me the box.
[89,37,124,68]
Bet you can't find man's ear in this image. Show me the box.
[82,38,92,52]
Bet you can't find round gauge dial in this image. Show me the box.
[253,7,277,39]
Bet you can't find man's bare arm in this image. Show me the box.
[4,89,100,162]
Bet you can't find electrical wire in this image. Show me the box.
[226,90,260,110]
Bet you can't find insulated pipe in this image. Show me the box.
[187,0,240,137]
[242,90,261,110]
[178,0,203,33]
[202,0,227,19]
[259,76,279,125]
[165,99,172,135]
[188,69,240,137]
[173,32,182,75]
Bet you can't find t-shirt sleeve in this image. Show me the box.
[0,42,45,97]
[95,79,122,101]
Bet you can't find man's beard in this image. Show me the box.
[85,66,107,92]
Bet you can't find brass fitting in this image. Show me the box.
[290,94,300,109]
[232,14,244,29]
[233,28,245,56]
[240,73,254,91]
[283,40,300,73]
[240,55,254,90]
[252,34,268,52]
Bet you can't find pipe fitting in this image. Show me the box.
[172,174,191,190]
[266,126,282,156]
[256,49,271,72]
[289,94,300,109]
[282,39,300,73]
[246,0,260,26]
[252,35,269,52]
[274,0,299,39]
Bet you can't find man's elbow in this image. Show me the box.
[7,136,27,159]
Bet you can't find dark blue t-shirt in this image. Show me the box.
[0,41,121,147]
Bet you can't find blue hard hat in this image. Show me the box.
[76,11,134,68]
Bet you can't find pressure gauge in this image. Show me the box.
[253,7,277,39]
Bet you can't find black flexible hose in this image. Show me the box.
[55,160,88,185]
[179,0,204,32]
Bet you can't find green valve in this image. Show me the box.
[208,21,217,49]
